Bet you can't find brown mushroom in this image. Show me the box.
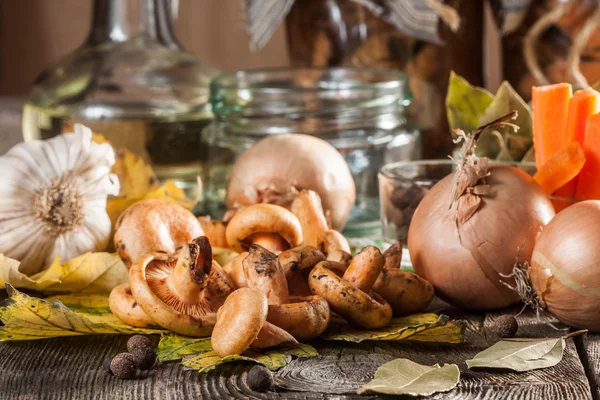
[343,246,386,292]
[245,245,331,341]
[326,249,353,266]
[373,242,434,316]
[128,236,234,337]
[290,190,329,247]
[197,216,228,248]
[114,199,204,266]
[308,260,392,329]
[317,229,351,257]
[109,283,156,328]
[211,287,297,357]
[225,203,303,254]
[279,245,326,297]
[223,251,249,288]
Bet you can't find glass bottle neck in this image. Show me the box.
[86,0,179,47]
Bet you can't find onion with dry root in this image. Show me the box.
[527,201,600,332]
[226,134,356,231]
[408,113,555,310]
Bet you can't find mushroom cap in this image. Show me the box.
[373,269,434,316]
[279,245,326,280]
[225,204,303,253]
[109,283,156,328]
[308,261,392,329]
[114,199,204,266]
[128,251,233,337]
[267,295,330,342]
[316,230,351,255]
[211,287,268,357]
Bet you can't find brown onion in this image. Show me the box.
[226,134,356,231]
[530,201,600,332]
[409,165,555,310]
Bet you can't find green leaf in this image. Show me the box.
[357,359,460,396]
[466,337,565,371]
[446,71,494,133]
[476,81,533,161]
[322,314,463,343]
[0,285,163,341]
[0,252,128,294]
[157,332,318,373]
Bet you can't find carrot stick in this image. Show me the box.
[534,142,586,195]
[532,83,572,168]
[553,88,600,210]
[575,113,600,200]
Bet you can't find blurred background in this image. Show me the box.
[0,0,289,95]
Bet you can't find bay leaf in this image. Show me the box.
[357,359,460,396]
[466,337,565,371]
[476,81,533,161]
[322,314,463,343]
[157,332,318,373]
[0,252,128,294]
[0,285,162,341]
[446,71,494,134]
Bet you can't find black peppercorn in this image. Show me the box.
[246,365,273,392]
[490,315,519,339]
[127,335,152,352]
[131,346,157,371]
[110,353,137,379]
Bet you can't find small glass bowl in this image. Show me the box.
[378,159,539,265]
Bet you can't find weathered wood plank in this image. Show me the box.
[578,334,600,400]
[0,300,593,400]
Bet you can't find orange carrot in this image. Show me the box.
[565,88,600,143]
[553,87,600,210]
[534,141,586,195]
[532,83,572,168]
[575,113,600,200]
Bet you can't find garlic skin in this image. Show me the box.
[0,124,119,275]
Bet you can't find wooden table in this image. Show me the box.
[0,100,598,399]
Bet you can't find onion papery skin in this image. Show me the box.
[530,200,600,332]
[226,134,356,231]
[408,165,555,310]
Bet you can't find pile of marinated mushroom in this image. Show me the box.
[109,192,434,358]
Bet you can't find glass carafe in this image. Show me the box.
[22,0,217,195]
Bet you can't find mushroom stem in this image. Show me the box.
[243,244,290,305]
[342,246,385,293]
[279,245,326,280]
[383,241,402,270]
[246,232,290,254]
[165,238,212,304]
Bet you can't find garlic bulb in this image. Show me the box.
[0,124,119,275]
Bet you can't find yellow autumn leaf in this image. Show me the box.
[0,287,164,341]
[321,314,463,343]
[0,253,127,293]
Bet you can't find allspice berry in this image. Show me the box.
[131,346,157,371]
[490,315,519,339]
[127,335,152,353]
[246,365,273,392]
[110,353,137,379]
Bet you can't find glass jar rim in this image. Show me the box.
[211,66,408,92]
[379,159,537,180]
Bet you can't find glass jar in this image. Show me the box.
[22,0,217,196]
[203,67,419,230]
[284,0,485,159]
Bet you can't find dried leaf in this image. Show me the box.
[106,147,197,233]
[476,81,533,161]
[0,286,162,341]
[322,314,463,343]
[357,359,460,396]
[157,332,318,373]
[0,253,127,293]
[446,71,494,134]
[466,337,565,371]
[456,194,481,225]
